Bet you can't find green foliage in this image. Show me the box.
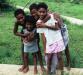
[0,0,14,11]
[70,0,82,4]
[66,21,83,67]
[0,0,83,68]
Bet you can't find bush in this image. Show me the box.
[70,0,82,4]
[0,0,14,11]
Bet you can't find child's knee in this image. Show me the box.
[57,53,63,60]
[24,53,28,58]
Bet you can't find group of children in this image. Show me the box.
[13,2,70,75]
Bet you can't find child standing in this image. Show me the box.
[36,2,65,75]
[29,3,51,72]
[22,15,38,74]
[13,9,27,72]
[29,3,45,72]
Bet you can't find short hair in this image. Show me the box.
[14,9,25,17]
[25,15,36,25]
[37,2,48,10]
[29,3,38,11]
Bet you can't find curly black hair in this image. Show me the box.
[37,2,48,10]
[14,9,25,17]
[25,15,36,25]
[29,3,38,11]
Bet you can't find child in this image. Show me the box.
[61,23,70,69]
[22,15,38,74]
[29,3,51,72]
[36,2,65,75]
[54,13,71,69]
[13,9,27,72]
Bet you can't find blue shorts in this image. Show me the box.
[24,40,38,53]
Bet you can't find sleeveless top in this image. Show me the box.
[44,14,65,53]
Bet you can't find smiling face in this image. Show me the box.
[30,9,37,17]
[16,14,25,24]
[37,8,47,20]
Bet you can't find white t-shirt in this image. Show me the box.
[37,14,65,53]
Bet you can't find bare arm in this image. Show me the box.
[43,14,50,23]
[45,23,60,30]
[36,13,61,30]
[53,13,63,29]
[41,33,46,55]
[36,21,60,30]
[45,13,64,30]
[13,22,25,37]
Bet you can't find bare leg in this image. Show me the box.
[65,44,71,69]
[37,50,45,71]
[33,53,38,74]
[37,34,45,72]
[51,53,58,74]
[23,53,29,73]
[46,54,52,75]
[57,52,64,75]
[18,44,25,72]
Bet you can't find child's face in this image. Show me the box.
[26,22,33,31]
[16,14,25,24]
[37,8,47,20]
[30,9,38,18]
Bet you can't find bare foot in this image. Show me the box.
[23,67,29,73]
[34,67,38,74]
[18,65,25,72]
[41,67,46,73]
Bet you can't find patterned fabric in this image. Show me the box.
[61,24,69,47]
[46,39,65,53]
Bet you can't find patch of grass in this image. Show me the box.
[0,0,83,68]
[10,0,83,19]
[65,21,83,68]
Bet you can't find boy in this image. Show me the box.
[29,3,51,72]
[13,9,32,72]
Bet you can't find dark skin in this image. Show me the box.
[30,8,50,73]
[22,22,38,74]
[14,14,25,37]
[13,10,50,73]
[37,7,65,75]
[38,11,71,70]
[53,13,71,69]
[13,13,26,72]
[13,14,34,72]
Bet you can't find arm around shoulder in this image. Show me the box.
[53,13,63,29]
[13,22,25,37]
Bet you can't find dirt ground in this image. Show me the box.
[0,64,83,75]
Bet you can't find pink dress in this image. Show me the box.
[44,14,65,53]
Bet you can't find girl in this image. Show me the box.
[22,15,38,74]
[36,2,65,75]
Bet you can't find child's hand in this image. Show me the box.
[22,33,30,37]
[23,37,28,43]
[36,20,46,28]
[27,32,34,42]
[36,20,42,25]
[36,22,46,28]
